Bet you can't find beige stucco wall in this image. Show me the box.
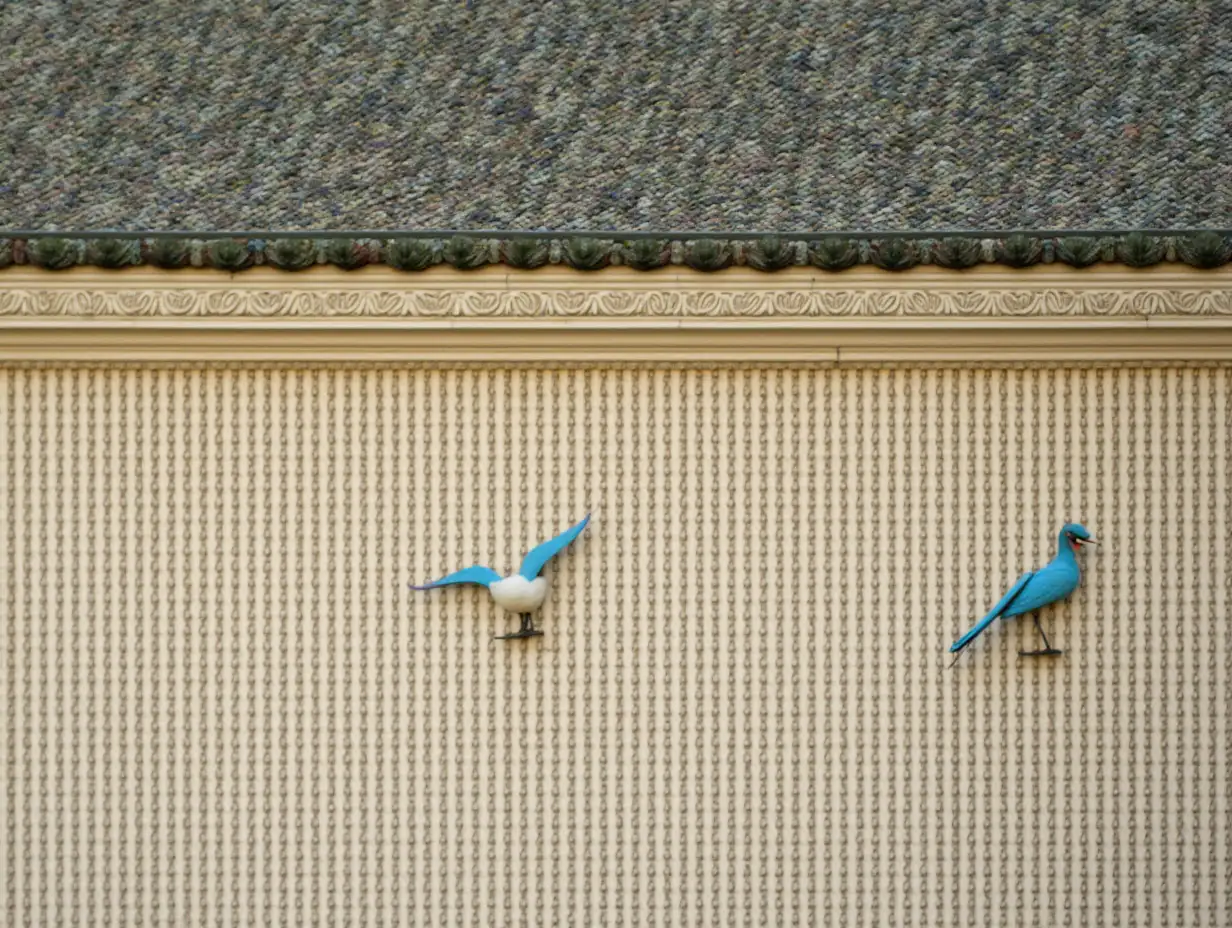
[3,361,1229,926]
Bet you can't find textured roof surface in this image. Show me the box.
[3,1,1229,232]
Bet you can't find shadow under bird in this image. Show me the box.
[410,514,591,640]
[949,522,1098,665]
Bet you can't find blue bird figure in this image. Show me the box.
[949,522,1098,664]
[410,514,590,640]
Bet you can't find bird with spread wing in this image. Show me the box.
[410,514,591,640]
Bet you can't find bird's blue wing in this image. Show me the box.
[409,564,501,591]
[1000,562,1079,617]
[517,514,591,580]
[949,571,1034,654]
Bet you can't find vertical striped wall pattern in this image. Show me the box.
[2,364,1230,927]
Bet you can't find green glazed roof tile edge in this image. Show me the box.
[4,232,1232,272]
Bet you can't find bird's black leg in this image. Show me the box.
[1036,616,1054,652]
[1019,614,1063,657]
[495,613,544,641]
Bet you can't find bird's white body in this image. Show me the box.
[488,575,549,613]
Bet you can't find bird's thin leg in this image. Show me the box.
[1034,615,1052,652]
[1018,614,1063,657]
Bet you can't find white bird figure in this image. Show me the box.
[410,514,590,640]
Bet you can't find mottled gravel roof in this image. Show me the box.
[3,1,1229,232]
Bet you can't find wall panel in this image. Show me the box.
[2,363,1229,927]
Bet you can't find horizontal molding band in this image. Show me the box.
[5,317,1232,362]
[3,266,1231,361]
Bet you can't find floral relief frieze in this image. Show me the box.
[2,287,1232,318]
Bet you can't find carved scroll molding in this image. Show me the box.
[3,267,1232,361]
[3,283,1232,319]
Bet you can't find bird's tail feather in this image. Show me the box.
[948,571,1034,666]
[949,608,1001,657]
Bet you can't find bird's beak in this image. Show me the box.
[1078,537,1099,546]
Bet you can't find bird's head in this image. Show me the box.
[1060,522,1098,553]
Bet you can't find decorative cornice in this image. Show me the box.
[3,266,1232,362]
